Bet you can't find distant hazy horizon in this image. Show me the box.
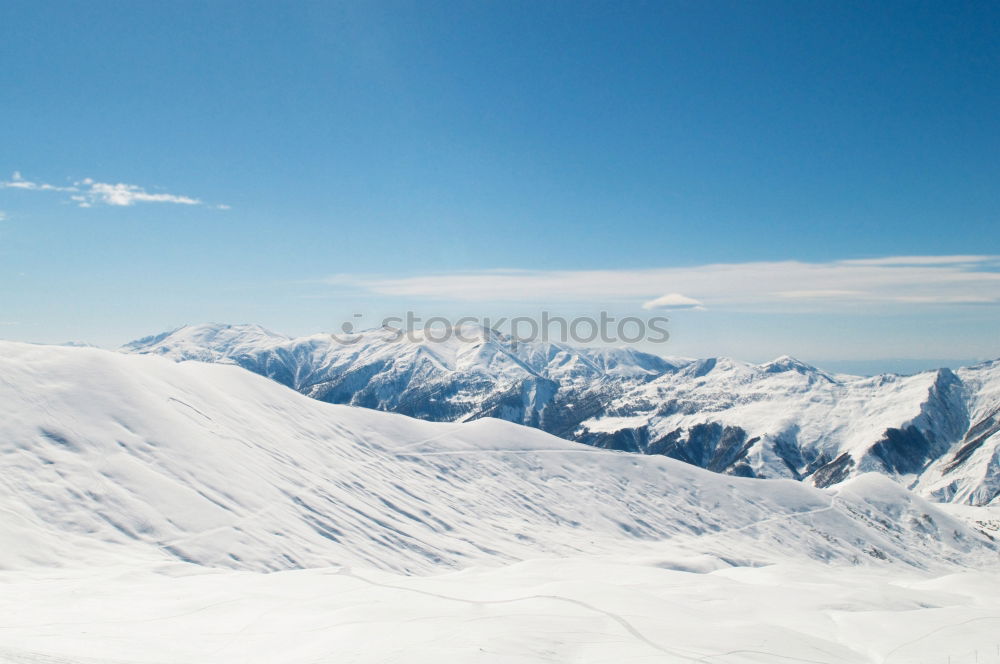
[5,319,990,379]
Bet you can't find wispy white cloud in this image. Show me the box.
[0,210,6,222]
[324,255,1000,311]
[1,172,225,209]
[71,179,201,207]
[0,171,76,192]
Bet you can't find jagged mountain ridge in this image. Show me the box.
[123,323,1000,505]
[122,323,680,433]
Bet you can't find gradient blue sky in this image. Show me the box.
[1,1,998,369]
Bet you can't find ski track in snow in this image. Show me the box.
[328,566,701,662]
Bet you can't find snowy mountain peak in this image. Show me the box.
[123,323,288,359]
[761,355,825,375]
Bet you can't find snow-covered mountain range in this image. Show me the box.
[4,339,1000,663]
[2,339,996,572]
[124,323,1000,505]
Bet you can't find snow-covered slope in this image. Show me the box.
[2,339,997,574]
[123,324,1000,505]
[5,340,1000,664]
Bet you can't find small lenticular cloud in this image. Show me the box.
[641,293,705,310]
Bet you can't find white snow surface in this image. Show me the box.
[3,559,1000,664]
[2,340,1000,663]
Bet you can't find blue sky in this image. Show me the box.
[1,1,998,369]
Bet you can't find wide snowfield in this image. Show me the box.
[1,341,998,663]
[2,558,1000,663]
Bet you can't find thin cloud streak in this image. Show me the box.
[839,255,996,266]
[0,172,76,192]
[324,256,1000,311]
[71,179,200,207]
[1,172,224,208]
